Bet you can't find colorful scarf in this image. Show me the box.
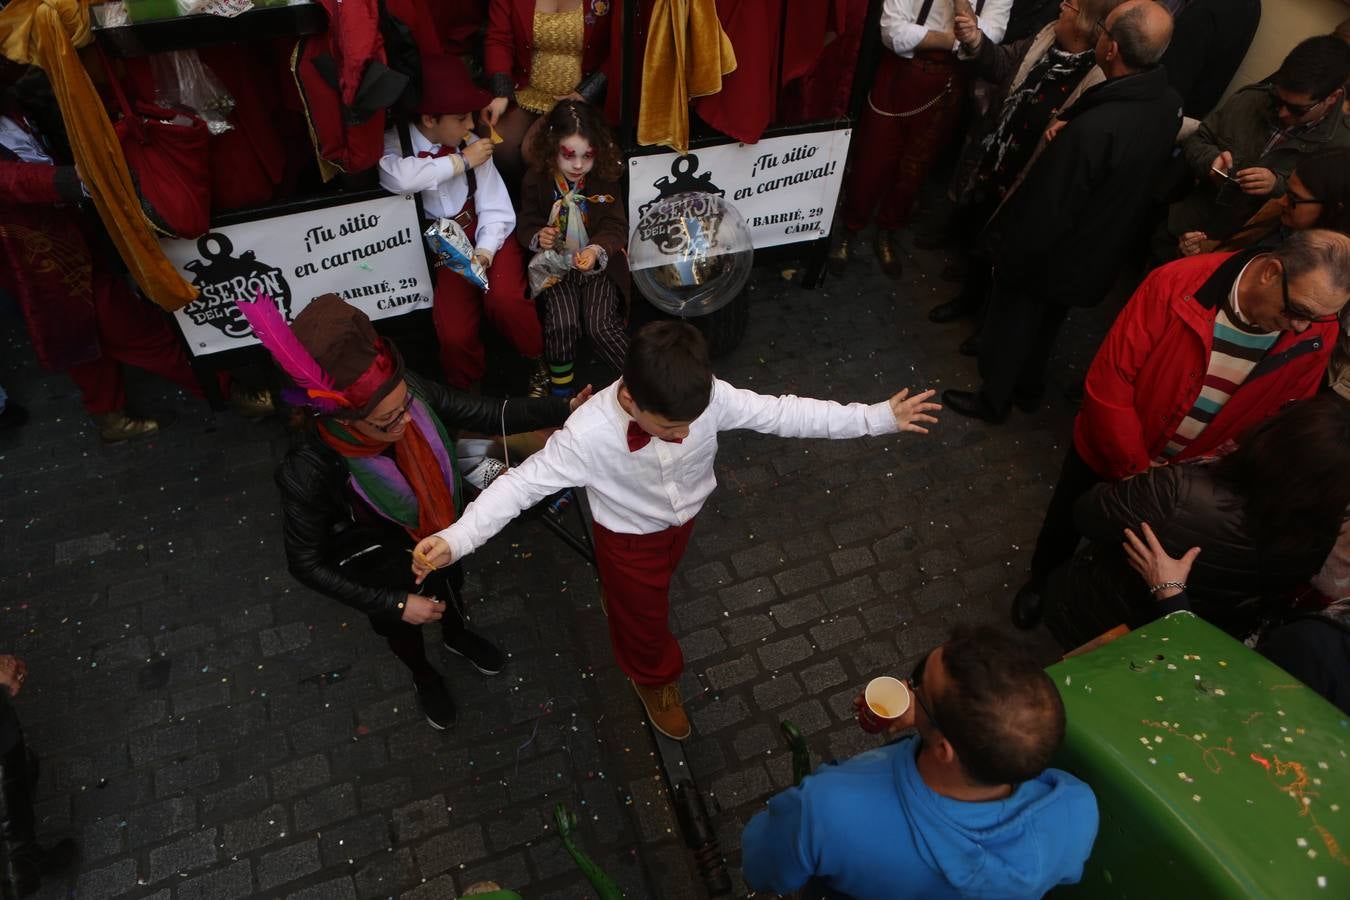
[549,173,615,251]
[317,391,461,540]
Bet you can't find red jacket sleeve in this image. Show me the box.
[0,159,70,205]
[484,0,517,78]
[1073,267,1176,480]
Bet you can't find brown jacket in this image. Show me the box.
[517,168,630,303]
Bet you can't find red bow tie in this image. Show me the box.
[417,145,457,159]
[627,420,683,452]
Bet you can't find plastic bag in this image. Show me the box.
[424,218,489,291]
[149,50,236,135]
[527,248,574,296]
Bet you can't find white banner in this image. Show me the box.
[626,128,852,251]
[165,193,433,357]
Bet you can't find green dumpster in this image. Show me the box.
[1048,612,1349,898]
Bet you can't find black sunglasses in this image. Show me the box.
[909,651,944,734]
[365,393,415,433]
[1284,191,1323,208]
[1279,265,1339,325]
[1274,94,1326,117]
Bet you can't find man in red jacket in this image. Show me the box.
[1012,229,1350,629]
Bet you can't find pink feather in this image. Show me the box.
[234,292,349,412]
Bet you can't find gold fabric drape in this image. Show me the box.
[0,0,197,310]
[637,0,736,154]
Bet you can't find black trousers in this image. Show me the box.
[0,693,19,757]
[975,282,1068,413]
[1028,444,1105,589]
[333,536,467,642]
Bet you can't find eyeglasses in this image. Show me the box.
[1273,94,1326,117]
[1060,0,1079,13]
[1093,18,1114,40]
[365,393,414,433]
[1279,265,1340,325]
[908,650,944,734]
[1284,191,1323,207]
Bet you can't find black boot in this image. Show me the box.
[1,738,76,898]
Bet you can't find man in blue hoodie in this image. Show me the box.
[740,626,1098,899]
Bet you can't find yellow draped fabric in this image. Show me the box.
[0,0,197,310]
[637,0,736,154]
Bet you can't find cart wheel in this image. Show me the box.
[691,288,749,358]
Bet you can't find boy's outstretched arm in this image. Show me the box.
[412,427,590,581]
[889,388,942,434]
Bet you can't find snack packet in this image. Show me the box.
[424,218,488,291]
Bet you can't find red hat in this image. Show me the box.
[416,55,493,116]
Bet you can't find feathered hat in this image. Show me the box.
[234,293,403,417]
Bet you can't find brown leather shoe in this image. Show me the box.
[631,679,691,740]
[827,230,856,276]
[874,229,903,280]
[92,411,161,444]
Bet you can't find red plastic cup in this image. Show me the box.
[857,676,912,734]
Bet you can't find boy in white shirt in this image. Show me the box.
[413,321,941,739]
[378,54,543,390]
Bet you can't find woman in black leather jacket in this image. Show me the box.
[1042,394,1350,648]
[268,295,574,730]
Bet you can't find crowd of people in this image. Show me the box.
[4,0,1350,897]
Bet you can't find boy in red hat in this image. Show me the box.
[379,55,544,391]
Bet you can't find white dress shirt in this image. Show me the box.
[434,379,901,560]
[378,128,515,258]
[0,115,52,164]
[880,0,1012,58]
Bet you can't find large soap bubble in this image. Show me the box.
[629,192,754,316]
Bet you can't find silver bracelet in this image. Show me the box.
[1148,581,1186,594]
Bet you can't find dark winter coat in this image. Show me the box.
[1160,0,1261,120]
[275,371,568,621]
[1042,461,1331,648]
[988,65,1182,307]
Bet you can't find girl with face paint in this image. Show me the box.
[517,101,631,397]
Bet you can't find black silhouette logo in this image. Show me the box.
[636,155,727,253]
[181,233,292,339]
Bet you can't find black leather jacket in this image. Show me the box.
[275,371,569,620]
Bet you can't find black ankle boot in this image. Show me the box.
[2,738,76,898]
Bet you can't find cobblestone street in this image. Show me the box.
[1,233,1117,899]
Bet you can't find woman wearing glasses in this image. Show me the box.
[1177,147,1350,257]
[270,295,580,730]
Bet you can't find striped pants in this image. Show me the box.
[540,271,628,372]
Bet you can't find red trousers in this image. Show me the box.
[592,518,697,686]
[841,53,966,232]
[432,230,543,389]
[66,275,206,415]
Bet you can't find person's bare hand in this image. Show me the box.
[401,594,444,625]
[1122,522,1200,601]
[411,536,454,584]
[1178,231,1208,256]
[574,247,599,271]
[1210,150,1234,183]
[852,691,916,734]
[0,655,29,697]
[472,250,494,271]
[462,139,494,169]
[953,12,981,50]
[569,384,594,411]
[482,97,509,127]
[538,226,560,250]
[1234,166,1276,196]
[888,388,941,434]
[1044,118,1067,143]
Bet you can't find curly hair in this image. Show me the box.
[527,100,623,182]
